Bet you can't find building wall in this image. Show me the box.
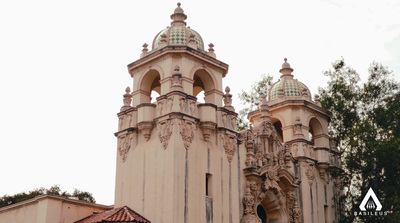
[0,195,112,223]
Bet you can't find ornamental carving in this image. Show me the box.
[286,191,302,223]
[179,97,186,112]
[167,97,173,111]
[222,113,227,127]
[292,143,299,157]
[189,100,195,115]
[305,164,315,186]
[179,119,195,149]
[244,131,256,167]
[117,132,133,162]
[264,163,280,191]
[243,183,256,215]
[157,119,173,150]
[222,133,237,162]
[157,100,163,116]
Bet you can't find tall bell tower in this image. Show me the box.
[114,3,240,223]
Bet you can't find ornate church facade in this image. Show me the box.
[114,3,341,223]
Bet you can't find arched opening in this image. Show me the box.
[309,126,314,142]
[193,69,215,103]
[272,120,283,142]
[309,117,323,146]
[150,90,160,103]
[196,90,205,103]
[139,70,161,103]
[258,190,288,223]
[257,205,267,223]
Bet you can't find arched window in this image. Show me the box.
[139,70,161,104]
[309,117,323,146]
[193,69,215,104]
[272,120,283,142]
[257,205,267,223]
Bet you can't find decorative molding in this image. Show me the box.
[200,121,216,142]
[222,132,236,162]
[244,130,256,167]
[167,96,173,112]
[117,132,133,162]
[305,164,315,186]
[179,118,195,149]
[157,119,173,149]
[137,121,153,141]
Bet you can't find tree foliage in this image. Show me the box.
[0,185,96,208]
[237,74,273,130]
[319,58,400,223]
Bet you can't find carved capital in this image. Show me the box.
[200,121,216,142]
[137,121,154,141]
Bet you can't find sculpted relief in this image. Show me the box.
[157,119,173,150]
[241,121,301,223]
[179,119,195,149]
[222,132,237,162]
[117,132,133,162]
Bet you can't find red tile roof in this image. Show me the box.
[74,206,151,223]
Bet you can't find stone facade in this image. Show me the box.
[114,3,340,223]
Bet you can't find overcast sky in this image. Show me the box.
[0,0,399,205]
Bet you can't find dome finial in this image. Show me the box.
[171,2,187,25]
[280,57,294,77]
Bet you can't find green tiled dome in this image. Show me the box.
[268,59,312,101]
[152,26,204,50]
[151,3,204,51]
[269,79,311,100]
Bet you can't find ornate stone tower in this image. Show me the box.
[239,59,340,223]
[114,3,240,223]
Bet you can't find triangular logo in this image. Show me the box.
[359,187,382,211]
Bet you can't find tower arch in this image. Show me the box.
[308,116,325,146]
[271,116,285,142]
[132,68,162,105]
[191,67,221,104]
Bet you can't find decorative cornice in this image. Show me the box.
[127,46,229,77]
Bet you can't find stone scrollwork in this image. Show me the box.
[222,132,237,162]
[157,119,173,150]
[117,132,133,162]
[241,181,262,223]
[264,164,280,191]
[286,190,302,223]
[244,130,257,167]
[243,182,256,215]
[179,119,195,149]
[305,163,315,186]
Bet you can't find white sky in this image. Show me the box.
[0,0,399,206]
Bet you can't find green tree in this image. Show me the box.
[0,185,96,208]
[319,58,400,223]
[237,74,273,130]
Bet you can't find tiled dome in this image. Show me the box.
[152,3,204,51]
[268,59,312,101]
[152,26,204,50]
